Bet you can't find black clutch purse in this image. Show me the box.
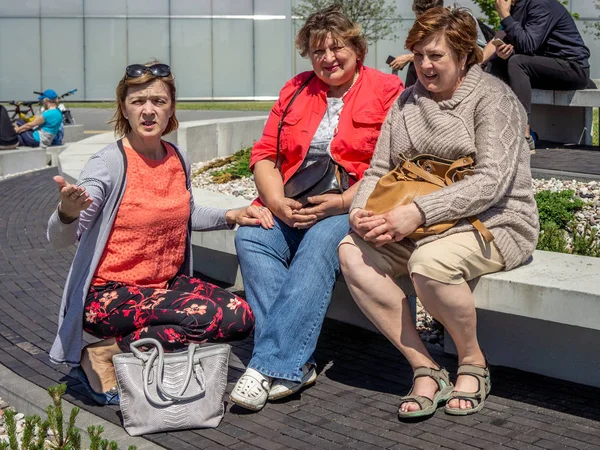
[284,157,345,206]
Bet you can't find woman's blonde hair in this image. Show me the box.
[111,61,178,137]
[295,4,368,61]
[405,6,483,68]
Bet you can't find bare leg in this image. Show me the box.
[412,274,486,410]
[80,338,121,393]
[339,244,440,412]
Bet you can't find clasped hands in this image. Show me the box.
[350,203,424,247]
[263,193,344,229]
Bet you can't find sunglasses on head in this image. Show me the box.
[125,63,172,79]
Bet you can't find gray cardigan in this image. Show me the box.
[47,140,232,365]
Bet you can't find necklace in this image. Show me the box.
[329,69,360,100]
[341,69,360,100]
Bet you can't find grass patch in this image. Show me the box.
[193,147,252,184]
[66,101,274,111]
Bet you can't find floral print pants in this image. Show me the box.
[83,274,254,352]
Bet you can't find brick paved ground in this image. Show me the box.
[1,167,600,450]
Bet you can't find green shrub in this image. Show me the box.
[534,189,600,257]
[212,147,252,183]
[0,384,135,450]
[570,223,600,257]
[534,189,583,229]
[536,222,570,253]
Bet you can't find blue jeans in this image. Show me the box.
[235,214,349,382]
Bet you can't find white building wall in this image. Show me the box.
[0,0,598,101]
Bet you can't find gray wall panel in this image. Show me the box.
[212,19,253,97]
[127,19,170,66]
[0,0,40,16]
[0,18,41,100]
[170,19,212,98]
[41,18,85,100]
[84,19,127,100]
[41,0,82,16]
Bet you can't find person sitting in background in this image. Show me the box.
[484,0,591,151]
[0,105,18,150]
[339,6,538,419]
[47,62,260,406]
[13,89,63,148]
[389,0,494,87]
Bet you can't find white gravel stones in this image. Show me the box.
[0,398,57,448]
[191,158,258,201]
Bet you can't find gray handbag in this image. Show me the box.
[113,338,231,436]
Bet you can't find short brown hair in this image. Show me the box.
[412,0,444,17]
[295,4,368,61]
[111,61,179,138]
[405,7,483,69]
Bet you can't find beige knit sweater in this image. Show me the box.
[352,64,539,270]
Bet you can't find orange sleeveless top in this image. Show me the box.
[92,142,190,288]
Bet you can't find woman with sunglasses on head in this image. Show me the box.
[47,62,263,405]
[230,5,402,411]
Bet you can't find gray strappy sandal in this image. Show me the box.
[398,366,454,419]
[444,364,491,416]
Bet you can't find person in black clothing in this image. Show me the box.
[485,0,591,150]
[0,105,18,150]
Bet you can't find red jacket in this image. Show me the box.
[250,64,403,186]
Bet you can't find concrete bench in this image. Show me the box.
[62,124,85,143]
[191,219,600,388]
[0,147,46,177]
[531,82,600,146]
[46,145,68,166]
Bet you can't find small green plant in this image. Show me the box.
[211,147,252,184]
[534,189,600,257]
[536,222,570,253]
[570,223,600,257]
[0,384,135,450]
[535,189,583,229]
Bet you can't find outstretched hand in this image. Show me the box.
[53,176,93,223]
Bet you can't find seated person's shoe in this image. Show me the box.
[230,368,271,411]
[444,364,491,416]
[268,363,317,401]
[71,366,120,406]
[398,366,454,419]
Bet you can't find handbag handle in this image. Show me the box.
[130,338,206,407]
[274,72,316,168]
[398,155,494,243]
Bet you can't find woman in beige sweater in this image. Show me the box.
[338,7,538,419]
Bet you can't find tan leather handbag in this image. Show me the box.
[365,153,493,242]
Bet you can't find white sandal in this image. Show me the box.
[268,364,317,400]
[230,368,271,411]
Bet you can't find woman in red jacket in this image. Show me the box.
[230,5,403,411]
